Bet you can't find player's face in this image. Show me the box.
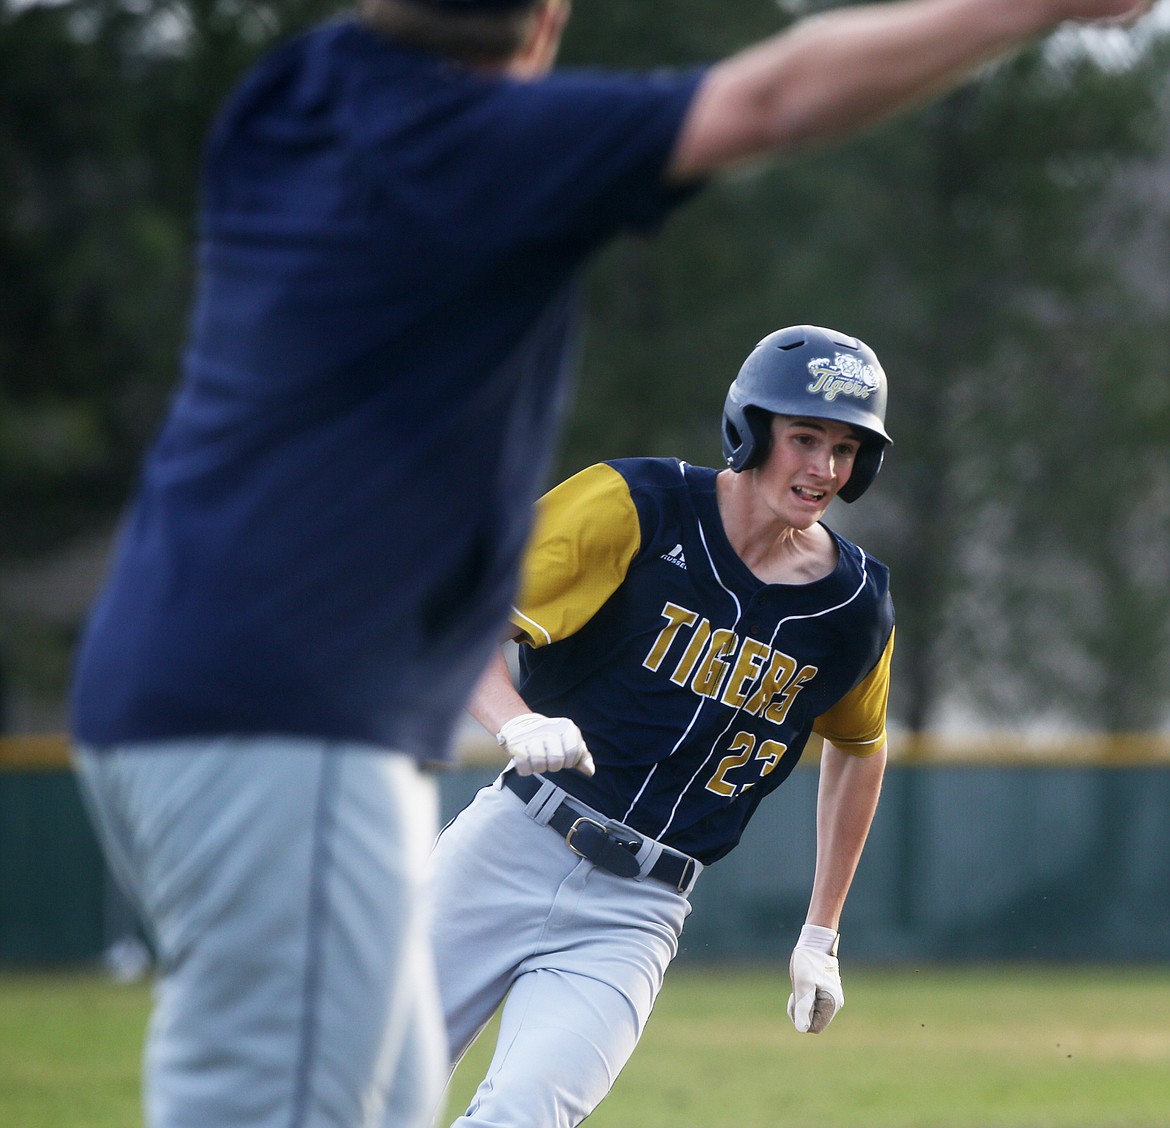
[756,416,860,528]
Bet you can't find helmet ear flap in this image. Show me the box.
[722,325,891,495]
[722,405,774,472]
[837,441,885,503]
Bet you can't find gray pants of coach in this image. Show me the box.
[74,737,444,1128]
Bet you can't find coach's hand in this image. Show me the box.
[497,713,596,777]
[787,925,843,1034]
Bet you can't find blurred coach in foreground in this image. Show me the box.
[68,1,1150,1126]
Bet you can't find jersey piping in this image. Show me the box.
[650,526,876,839]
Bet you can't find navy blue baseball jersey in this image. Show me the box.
[69,19,704,762]
[512,458,895,864]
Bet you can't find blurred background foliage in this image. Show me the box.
[1,0,1168,735]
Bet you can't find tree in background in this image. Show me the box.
[1,0,1168,735]
[848,27,1170,735]
[0,0,341,725]
[0,0,343,556]
[561,5,1170,736]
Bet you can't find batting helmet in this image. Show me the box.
[721,325,892,503]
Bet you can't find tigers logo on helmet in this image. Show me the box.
[806,354,881,403]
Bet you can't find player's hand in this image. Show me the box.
[497,712,596,777]
[787,926,843,1034]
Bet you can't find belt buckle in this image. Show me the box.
[566,816,642,878]
[565,816,607,859]
[676,856,697,893]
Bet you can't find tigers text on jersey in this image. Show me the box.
[511,458,895,865]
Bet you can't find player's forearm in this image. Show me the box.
[466,645,529,737]
[669,0,1146,177]
[804,741,887,931]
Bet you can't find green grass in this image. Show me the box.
[0,969,149,1128]
[4,965,1170,1127]
[446,964,1170,1128]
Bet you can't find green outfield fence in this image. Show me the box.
[0,736,107,963]
[3,733,1170,965]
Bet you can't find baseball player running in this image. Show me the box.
[70,0,1150,1123]
[430,326,896,1126]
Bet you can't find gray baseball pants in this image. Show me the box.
[74,737,444,1128]
[430,773,700,1128]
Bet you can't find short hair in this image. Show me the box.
[356,0,545,66]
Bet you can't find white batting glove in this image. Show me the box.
[497,712,595,777]
[787,924,843,1034]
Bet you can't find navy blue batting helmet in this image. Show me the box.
[721,325,892,503]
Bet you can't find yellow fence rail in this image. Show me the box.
[886,731,1170,765]
[4,730,1170,773]
[0,734,73,772]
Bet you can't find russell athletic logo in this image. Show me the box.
[806,353,880,403]
[660,544,687,569]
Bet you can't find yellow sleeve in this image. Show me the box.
[812,628,895,756]
[511,463,641,647]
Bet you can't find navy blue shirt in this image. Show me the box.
[70,20,704,761]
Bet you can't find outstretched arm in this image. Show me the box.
[669,0,1151,178]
